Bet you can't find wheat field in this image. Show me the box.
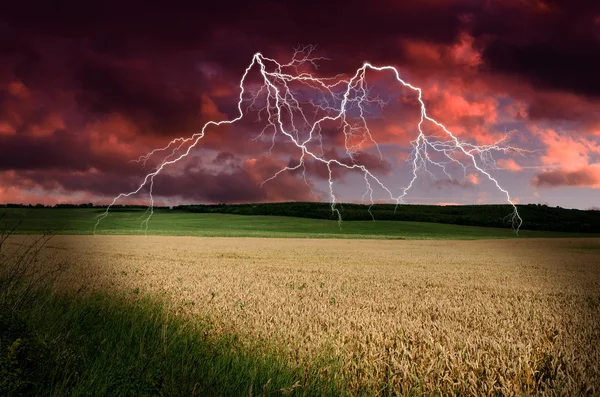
[19,235,600,396]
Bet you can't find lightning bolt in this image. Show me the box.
[95,45,526,235]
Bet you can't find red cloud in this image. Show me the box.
[466,173,479,185]
[532,164,600,188]
[533,127,600,169]
[399,33,483,73]
[242,156,318,202]
[497,158,522,171]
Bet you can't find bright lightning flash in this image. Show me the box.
[95,46,526,234]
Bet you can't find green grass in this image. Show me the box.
[3,208,599,239]
[0,287,343,397]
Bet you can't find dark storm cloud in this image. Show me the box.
[0,130,92,171]
[532,166,600,188]
[9,169,145,197]
[483,38,600,98]
[7,153,314,203]
[152,155,316,203]
[221,0,475,72]
[433,177,477,189]
[0,128,146,175]
[3,1,597,94]
[13,163,268,202]
[0,2,233,53]
[75,57,208,137]
[212,152,238,166]
[0,1,476,75]
[1,0,599,204]
[475,1,600,97]
[528,96,587,122]
[287,149,393,181]
[152,168,267,203]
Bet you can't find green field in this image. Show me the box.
[0,288,341,396]
[2,208,598,239]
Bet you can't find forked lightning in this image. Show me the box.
[95,46,525,234]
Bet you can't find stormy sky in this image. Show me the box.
[1,0,599,209]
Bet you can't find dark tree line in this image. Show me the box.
[172,202,600,233]
[0,203,170,209]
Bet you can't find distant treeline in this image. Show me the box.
[0,203,170,209]
[172,202,600,233]
[2,202,599,233]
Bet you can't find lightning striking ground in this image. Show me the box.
[95,46,526,234]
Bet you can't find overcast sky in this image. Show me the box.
[1,0,599,209]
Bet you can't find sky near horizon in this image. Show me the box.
[0,1,599,210]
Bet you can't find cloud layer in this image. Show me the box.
[1,1,598,207]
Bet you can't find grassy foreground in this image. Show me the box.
[3,208,599,239]
[0,287,343,396]
[4,235,599,395]
[0,230,342,396]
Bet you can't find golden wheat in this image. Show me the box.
[13,235,600,396]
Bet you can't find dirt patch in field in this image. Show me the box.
[12,236,600,395]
